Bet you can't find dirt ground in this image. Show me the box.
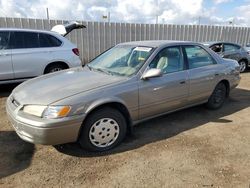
[0,72,250,188]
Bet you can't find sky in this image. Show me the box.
[0,0,250,26]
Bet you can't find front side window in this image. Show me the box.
[184,45,216,69]
[11,32,39,49]
[0,31,10,50]
[149,46,184,74]
[88,46,153,77]
[224,44,240,52]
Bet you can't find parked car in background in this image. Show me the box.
[0,22,85,84]
[203,42,250,73]
[6,41,240,151]
[244,43,250,54]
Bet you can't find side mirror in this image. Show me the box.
[141,68,162,80]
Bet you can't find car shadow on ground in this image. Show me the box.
[0,84,19,98]
[0,83,34,179]
[0,131,35,179]
[55,87,250,157]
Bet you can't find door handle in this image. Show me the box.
[180,81,186,84]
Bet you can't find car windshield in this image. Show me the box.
[88,45,153,77]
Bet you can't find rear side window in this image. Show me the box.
[224,44,240,52]
[0,31,10,49]
[184,45,216,69]
[11,31,39,49]
[39,33,62,47]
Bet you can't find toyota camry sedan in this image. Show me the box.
[6,41,241,151]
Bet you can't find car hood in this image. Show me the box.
[12,67,126,105]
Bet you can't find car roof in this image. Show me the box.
[0,28,57,35]
[117,40,201,48]
[202,41,241,47]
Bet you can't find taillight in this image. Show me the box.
[72,48,79,56]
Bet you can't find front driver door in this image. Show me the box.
[138,46,189,119]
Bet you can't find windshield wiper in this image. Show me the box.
[91,67,113,75]
[97,68,114,75]
[86,64,92,70]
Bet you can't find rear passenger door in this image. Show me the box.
[11,31,42,78]
[10,31,61,79]
[184,45,220,104]
[222,43,241,61]
[0,31,14,80]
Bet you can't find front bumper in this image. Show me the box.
[230,75,240,90]
[6,97,85,145]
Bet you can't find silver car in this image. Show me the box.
[203,42,250,73]
[6,41,241,151]
[0,22,85,84]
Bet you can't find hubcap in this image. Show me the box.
[214,88,224,104]
[239,62,246,72]
[89,118,120,148]
[50,67,63,72]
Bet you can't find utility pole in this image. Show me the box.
[229,18,235,27]
[102,11,111,23]
[46,7,49,20]
[156,0,159,24]
[108,11,110,23]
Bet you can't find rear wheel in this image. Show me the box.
[44,63,67,74]
[206,83,227,110]
[238,60,247,73]
[79,108,127,152]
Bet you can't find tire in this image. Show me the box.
[238,60,247,73]
[44,63,66,74]
[206,83,227,110]
[79,107,127,152]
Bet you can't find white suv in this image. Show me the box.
[0,23,84,84]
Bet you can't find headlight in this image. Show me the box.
[22,105,71,119]
[43,106,71,119]
[23,105,47,117]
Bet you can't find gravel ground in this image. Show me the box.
[0,72,250,188]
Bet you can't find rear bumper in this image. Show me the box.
[6,98,85,145]
[70,56,83,67]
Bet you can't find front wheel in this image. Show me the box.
[79,108,127,152]
[206,83,227,110]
